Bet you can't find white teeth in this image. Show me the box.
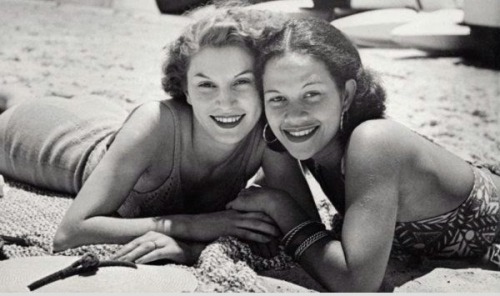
[213,115,242,123]
[288,127,316,137]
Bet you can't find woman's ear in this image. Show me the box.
[343,79,356,110]
[184,91,192,105]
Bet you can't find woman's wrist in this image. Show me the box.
[156,215,191,239]
[268,192,310,234]
[281,220,330,261]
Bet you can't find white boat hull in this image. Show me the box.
[391,9,473,52]
[331,8,418,47]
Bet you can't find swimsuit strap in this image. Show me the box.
[117,100,183,218]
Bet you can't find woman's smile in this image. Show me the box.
[282,125,319,142]
[210,114,246,128]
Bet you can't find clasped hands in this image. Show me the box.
[112,186,309,264]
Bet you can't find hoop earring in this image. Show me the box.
[340,110,346,133]
[263,123,278,144]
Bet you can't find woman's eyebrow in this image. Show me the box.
[193,70,252,79]
[234,70,253,77]
[193,73,211,79]
[303,81,321,88]
[264,89,280,94]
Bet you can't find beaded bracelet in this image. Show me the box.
[282,221,324,252]
[294,230,330,260]
[282,220,326,258]
[281,220,317,247]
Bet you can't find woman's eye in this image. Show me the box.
[233,78,253,87]
[198,82,216,89]
[267,96,286,103]
[304,91,320,99]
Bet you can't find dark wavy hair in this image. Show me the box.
[256,17,386,146]
[162,8,288,103]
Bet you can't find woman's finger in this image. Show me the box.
[235,228,272,243]
[116,241,156,262]
[111,232,157,259]
[236,218,280,237]
[111,240,141,260]
[242,212,275,224]
[134,248,178,264]
[227,197,261,212]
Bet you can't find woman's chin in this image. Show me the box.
[284,145,316,160]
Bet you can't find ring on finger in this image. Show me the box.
[150,241,157,250]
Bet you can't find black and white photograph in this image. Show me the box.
[0,0,499,293]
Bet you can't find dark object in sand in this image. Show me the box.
[313,0,350,9]
[0,234,30,247]
[467,25,500,69]
[155,0,210,14]
[28,253,137,291]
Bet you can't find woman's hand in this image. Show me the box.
[226,186,310,235]
[112,231,205,265]
[187,210,280,243]
[247,238,281,258]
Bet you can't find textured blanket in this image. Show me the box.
[0,178,307,292]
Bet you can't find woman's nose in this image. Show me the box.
[284,104,309,123]
[216,88,236,107]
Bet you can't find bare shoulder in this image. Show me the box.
[345,119,420,173]
[111,101,177,157]
[124,100,178,136]
[348,119,418,155]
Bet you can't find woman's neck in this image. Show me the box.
[312,136,344,169]
[190,117,244,168]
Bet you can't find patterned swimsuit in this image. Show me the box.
[391,166,500,260]
[312,162,500,263]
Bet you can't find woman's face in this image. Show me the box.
[186,46,261,145]
[263,53,343,160]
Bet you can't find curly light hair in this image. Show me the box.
[162,7,287,103]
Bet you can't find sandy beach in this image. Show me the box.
[0,0,499,292]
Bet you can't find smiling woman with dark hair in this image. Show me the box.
[227,17,500,292]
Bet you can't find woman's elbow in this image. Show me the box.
[53,229,70,252]
[52,221,81,252]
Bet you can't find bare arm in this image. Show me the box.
[298,128,401,291]
[53,102,171,251]
[261,147,320,221]
[54,103,280,251]
[228,121,409,291]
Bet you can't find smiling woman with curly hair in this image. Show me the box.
[0,8,319,265]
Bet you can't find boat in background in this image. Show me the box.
[248,0,332,21]
[348,0,461,11]
[391,9,472,52]
[331,8,418,47]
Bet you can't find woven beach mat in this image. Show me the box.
[0,178,314,292]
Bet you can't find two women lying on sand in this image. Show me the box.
[0,7,498,292]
